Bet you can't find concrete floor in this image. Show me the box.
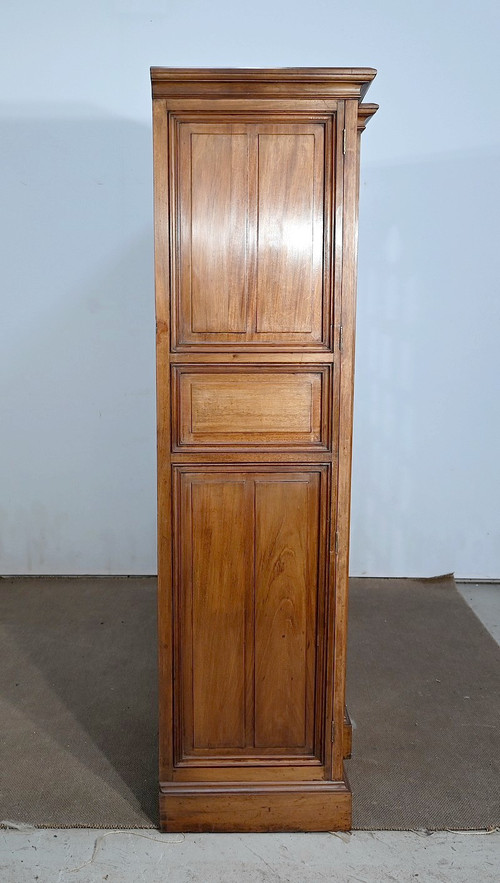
[2,828,499,883]
[1,582,498,882]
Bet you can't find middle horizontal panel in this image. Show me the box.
[172,364,332,452]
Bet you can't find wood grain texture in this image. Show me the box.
[159,780,352,832]
[152,99,174,781]
[357,103,379,132]
[173,467,326,763]
[180,125,249,337]
[330,98,363,781]
[151,66,377,101]
[169,351,334,363]
[185,476,249,750]
[254,475,319,750]
[152,66,377,831]
[256,126,324,338]
[171,119,330,349]
[173,364,330,451]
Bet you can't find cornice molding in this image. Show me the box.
[151,67,377,101]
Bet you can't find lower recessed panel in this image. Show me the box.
[174,466,328,764]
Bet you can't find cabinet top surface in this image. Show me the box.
[151,67,376,79]
[151,67,377,101]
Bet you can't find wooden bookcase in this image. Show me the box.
[151,67,377,832]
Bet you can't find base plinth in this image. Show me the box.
[159,776,352,833]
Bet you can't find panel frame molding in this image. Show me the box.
[171,464,331,773]
[168,111,336,351]
[171,362,333,452]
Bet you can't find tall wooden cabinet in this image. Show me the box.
[151,67,377,832]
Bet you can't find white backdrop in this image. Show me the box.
[1,1,499,577]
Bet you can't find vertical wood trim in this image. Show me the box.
[245,476,256,746]
[169,114,180,350]
[322,116,334,350]
[154,99,174,780]
[304,475,318,753]
[178,471,194,756]
[314,465,329,764]
[323,102,344,779]
[332,104,345,352]
[331,99,360,780]
[248,127,259,335]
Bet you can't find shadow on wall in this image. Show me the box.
[0,108,157,574]
[351,147,500,578]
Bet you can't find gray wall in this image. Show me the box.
[1,0,499,576]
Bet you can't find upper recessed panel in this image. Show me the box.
[171,118,333,350]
